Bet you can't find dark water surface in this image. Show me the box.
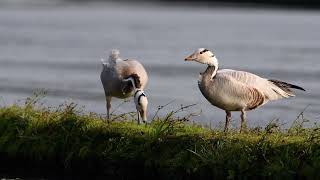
[0,3,319,128]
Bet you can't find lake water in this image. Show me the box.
[0,2,319,128]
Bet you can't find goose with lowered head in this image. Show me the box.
[100,49,148,123]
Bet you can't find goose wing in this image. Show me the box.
[125,59,148,88]
[117,59,148,90]
[209,74,266,110]
[218,69,265,86]
[218,69,293,100]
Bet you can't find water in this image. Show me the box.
[0,2,319,128]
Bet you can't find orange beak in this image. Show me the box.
[184,55,194,61]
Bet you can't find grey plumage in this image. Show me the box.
[185,48,305,132]
[100,49,148,120]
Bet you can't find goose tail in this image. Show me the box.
[269,79,305,97]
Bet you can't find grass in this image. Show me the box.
[0,93,320,179]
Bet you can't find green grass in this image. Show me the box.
[0,94,320,179]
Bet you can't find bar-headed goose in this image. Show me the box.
[184,48,305,132]
[100,49,148,123]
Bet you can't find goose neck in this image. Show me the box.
[205,65,218,79]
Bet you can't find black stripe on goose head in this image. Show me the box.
[200,49,209,54]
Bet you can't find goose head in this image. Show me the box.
[134,90,148,123]
[184,48,218,67]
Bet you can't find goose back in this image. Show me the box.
[101,59,148,99]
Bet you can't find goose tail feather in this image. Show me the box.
[269,79,305,96]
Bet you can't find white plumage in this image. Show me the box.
[133,89,148,124]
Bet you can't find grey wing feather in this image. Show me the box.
[218,69,298,100]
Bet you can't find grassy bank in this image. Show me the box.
[0,97,320,179]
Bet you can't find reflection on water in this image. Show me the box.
[0,3,319,127]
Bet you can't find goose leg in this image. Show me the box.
[240,109,247,133]
[137,110,141,124]
[224,111,231,132]
[106,96,112,119]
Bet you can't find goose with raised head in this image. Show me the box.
[184,48,305,132]
[100,49,148,123]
